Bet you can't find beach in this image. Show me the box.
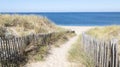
[60,26,95,35]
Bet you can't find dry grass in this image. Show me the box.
[86,25,120,40]
[0,14,65,37]
[86,25,120,45]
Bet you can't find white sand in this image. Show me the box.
[25,26,95,67]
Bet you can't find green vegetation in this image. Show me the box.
[29,45,49,61]
[68,35,94,67]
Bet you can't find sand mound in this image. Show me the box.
[0,14,60,37]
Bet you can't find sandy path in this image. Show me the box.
[25,26,94,67]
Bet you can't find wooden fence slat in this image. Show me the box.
[1,40,4,67]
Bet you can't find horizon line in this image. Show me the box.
[1,11,120,13]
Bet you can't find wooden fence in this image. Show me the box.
[0,33,53,67]
[81,34,119,67]
[0,31,73,67]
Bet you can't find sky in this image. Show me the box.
[0,0,120,12]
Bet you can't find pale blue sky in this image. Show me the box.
[0,0,120,12]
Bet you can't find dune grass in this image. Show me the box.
[86,25,120,47]
[86,25,120,40]
[0,14,66,37]
[68,35,94,67]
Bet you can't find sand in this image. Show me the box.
[60,26,95,35]
[25,26,95,67]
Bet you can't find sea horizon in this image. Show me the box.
[1,12,120,26]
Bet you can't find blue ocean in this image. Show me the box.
[2,12,120,26]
